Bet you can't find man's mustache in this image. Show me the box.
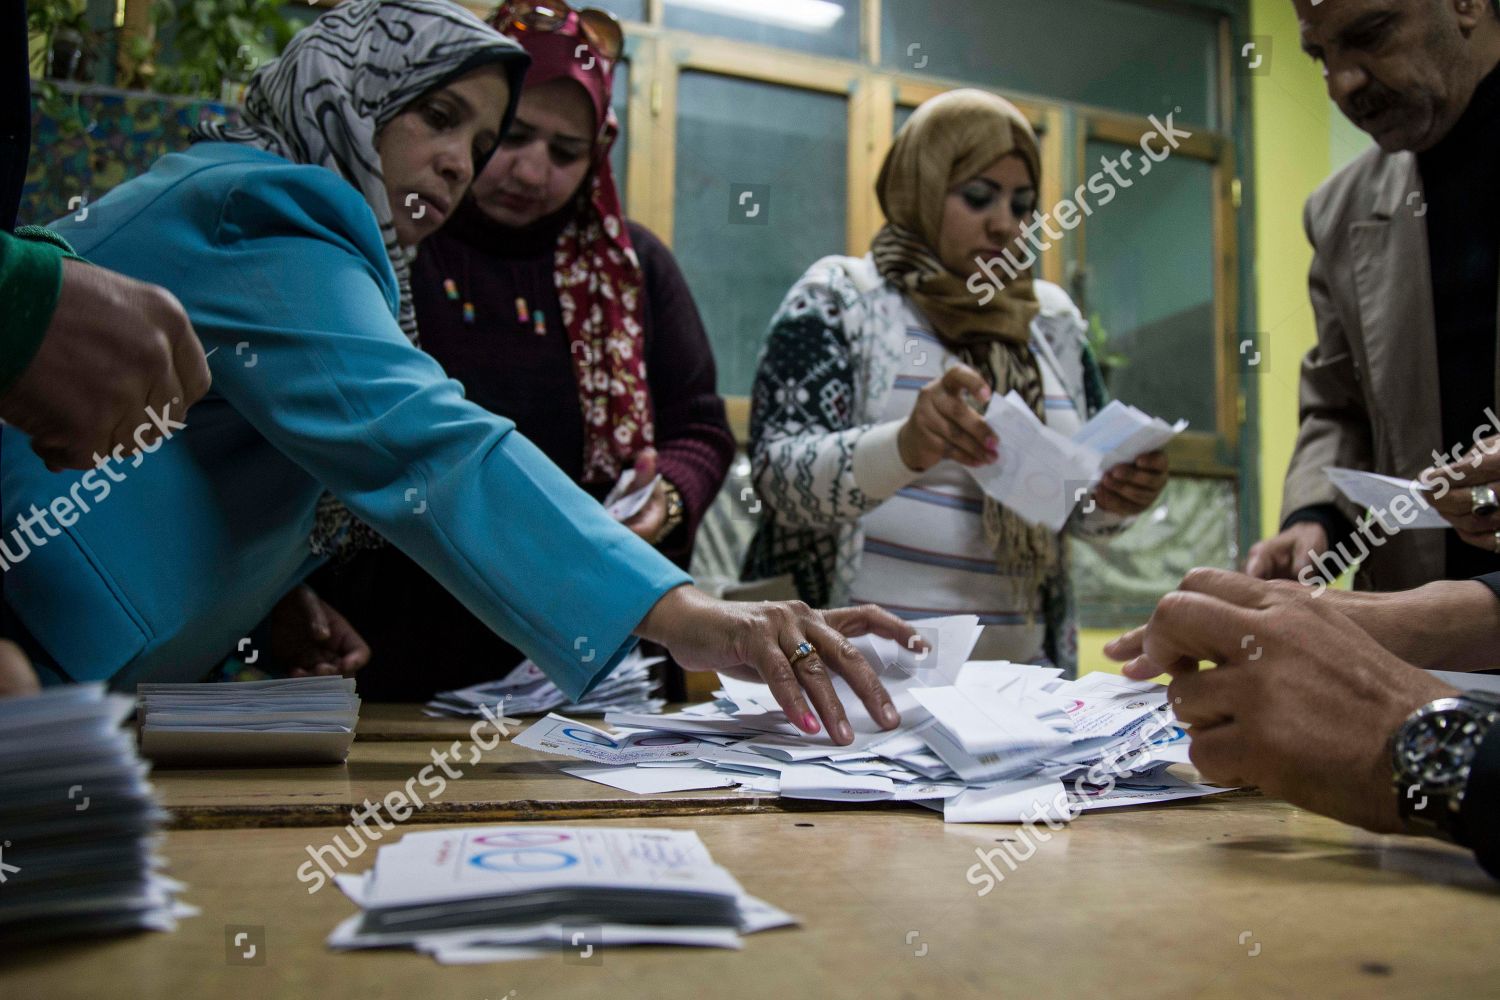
[1349,83,1401,124]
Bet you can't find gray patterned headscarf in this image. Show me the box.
[194,0,527,558]
[195,0,527,343]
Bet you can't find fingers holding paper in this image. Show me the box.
[1095,449,1169,515]
[897,364,998,472]
[1419,437,1500,540]
[1100,568,1457,832]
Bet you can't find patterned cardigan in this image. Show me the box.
[741,254,1132,676]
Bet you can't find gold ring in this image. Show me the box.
[788,641,816,666]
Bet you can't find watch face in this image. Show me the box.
[1396,708,1486,793]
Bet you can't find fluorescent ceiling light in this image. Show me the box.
[669,0,845,32]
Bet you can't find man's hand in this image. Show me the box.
[1094,450,1169,516]
[635,585,919,746]
[1421,435,1500,553]
[0,259,211,471]
[1298,580,1500,672]
[1103,568,1457,834]
[266,585,371,678]
[896,365,997,472]
[1244,521,1329,581]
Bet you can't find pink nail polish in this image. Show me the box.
[802,712,821,733]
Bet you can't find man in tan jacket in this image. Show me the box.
[1249,0,1500,592]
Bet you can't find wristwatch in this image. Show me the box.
[1391,690,1500,842]
[651,479,685,546]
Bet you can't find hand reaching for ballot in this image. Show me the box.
[1244,521,1330,581]
[635,585,918,746]
[1103,568,1456,834]
[267,585,371,678]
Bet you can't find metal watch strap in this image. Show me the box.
[1394,691,1500,841]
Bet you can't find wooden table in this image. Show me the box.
[150,736,807,829]
[7,799,1497,999]
[353,702,492,742]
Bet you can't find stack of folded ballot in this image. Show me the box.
[512,615,1230,824]
[0,685,192,946]
[137,675,360,765]
[328,825,794,964]
[425,648,665,719]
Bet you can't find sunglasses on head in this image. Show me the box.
[493,1,625,63]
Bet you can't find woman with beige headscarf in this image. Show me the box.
[743,89,1169,674]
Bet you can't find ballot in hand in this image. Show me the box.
[1420,433,1500,550]
[606,448,671,545]
[1092,450,1170,516]
[896,364,999,472]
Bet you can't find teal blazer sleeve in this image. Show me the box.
[198,161,690,701]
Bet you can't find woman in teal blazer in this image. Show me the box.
[0,0,905,745]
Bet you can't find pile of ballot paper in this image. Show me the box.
[972,393,1187,531]
[328,825,794,963]
[426,649,665,719]
[0,684,193,946]
[137,675,360,766]
[513,616,1229,824]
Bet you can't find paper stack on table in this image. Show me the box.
[328,825,795,964]
[970,392,1187,530]
[512,616,1226,824]
[0,684,194,946]
[425,648,665,719]
[137,675,359,766]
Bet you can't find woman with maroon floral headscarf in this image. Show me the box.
[314,2,735,700]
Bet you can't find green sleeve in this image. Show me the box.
[0,226,82,396]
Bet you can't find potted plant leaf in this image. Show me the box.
[26,0,100,82]
[149,0,308,102]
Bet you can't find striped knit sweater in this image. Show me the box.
[742,254,1133,675]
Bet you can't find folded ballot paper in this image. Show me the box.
[137,676,360,766]
[970,392,1187,531]
[425,648,666,719]
[1325,467,1449,530]
[327,825,795,963]
[513,616,1228,824]
[0,684,194,946]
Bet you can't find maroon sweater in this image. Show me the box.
[311,202,735,700]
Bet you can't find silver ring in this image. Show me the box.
[1474,486,1499,518]
[788,641,816,666]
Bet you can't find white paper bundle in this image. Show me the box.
[137,675,359,765]
[0,685,193,946]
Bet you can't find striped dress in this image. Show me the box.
[847,306,1091,661]
[744,254,1131,672]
